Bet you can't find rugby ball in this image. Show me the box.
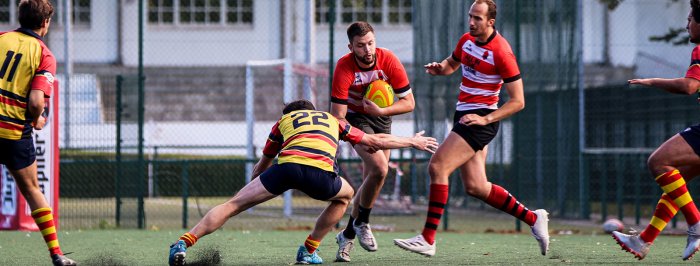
[364,79,395,108]
[602,218,624,233]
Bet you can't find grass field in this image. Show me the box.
[0,228,695,265]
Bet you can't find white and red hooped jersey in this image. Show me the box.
[331,48,411,115]
[452,31,521,111]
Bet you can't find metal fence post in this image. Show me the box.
[182,161,189,229]
[115,75,123,228]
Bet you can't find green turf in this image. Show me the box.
[0,229,692,265]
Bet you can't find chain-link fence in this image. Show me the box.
[2,0,699,231]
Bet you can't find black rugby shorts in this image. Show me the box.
[451,109,499,151]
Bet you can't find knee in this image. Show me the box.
[428,161,448,183]
[367,162,389,180]
[647,154,673,177]
[335,196,352,206]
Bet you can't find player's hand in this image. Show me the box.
[361,143,380,154]
[411,130,439,154]
[628,78,651,86]
[32,116,46,130]
[362,98,384,116]
[424,62,443,75]
[459,113,489,126]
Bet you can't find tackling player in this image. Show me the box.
[331,21,415,262]
[0,1,76,265]
[168,99,438,265]
[612,0,700,260]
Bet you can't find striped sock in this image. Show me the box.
[640,193,679,243]
[179,232,199,248]
[421,184,448,245]
[304,235,321,254]
[484,184,537,226]
[31,207,63,256]
[655,169,700,225]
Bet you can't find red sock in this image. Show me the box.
[304,235,320,254]
[179,232,199,248]
[640,193,679,243]
[655,169,700,225]
[421,184,449,245]
[484,184,537,226]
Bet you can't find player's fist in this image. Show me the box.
[32,116,46,130]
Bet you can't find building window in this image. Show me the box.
[72,0,91,25]
[42,0,92,27]
[226,0,253,24]
[0,0,9,24]
[149,0,253,25]
[316,0,412,25]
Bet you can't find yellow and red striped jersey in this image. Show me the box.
[0,28,57,140]
[452,31,520,111]
[262,110,365,172]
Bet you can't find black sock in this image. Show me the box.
[343,216,356,239]
[354,205,372,225]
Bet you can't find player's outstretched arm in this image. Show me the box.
[359,130,438,153]
[629,77,700,95]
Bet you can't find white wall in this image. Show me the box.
[583,0,605,63]
[583,0,694,78]
[121,0,281,67]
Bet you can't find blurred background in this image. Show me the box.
[1,0,698,233]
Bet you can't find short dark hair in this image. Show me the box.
[283,99,316,115]
[693,0,700,24]
[18,0,54,30]
[346,21,374,43]
[475,0,497,20]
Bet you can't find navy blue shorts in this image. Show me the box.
[680,124,700,157]
[259,163,342,201]
[452,109,499,151]
[0,137,36,170]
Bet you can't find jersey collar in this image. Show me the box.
[475,30,497,46]
[15,27,43,41]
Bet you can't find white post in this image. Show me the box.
[245,64,255,186]
[245,59,287,214]
[283,0,295,218]
[303,0,316,103]
[63,0,73,148]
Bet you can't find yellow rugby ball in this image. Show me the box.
[364,79,395,108]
